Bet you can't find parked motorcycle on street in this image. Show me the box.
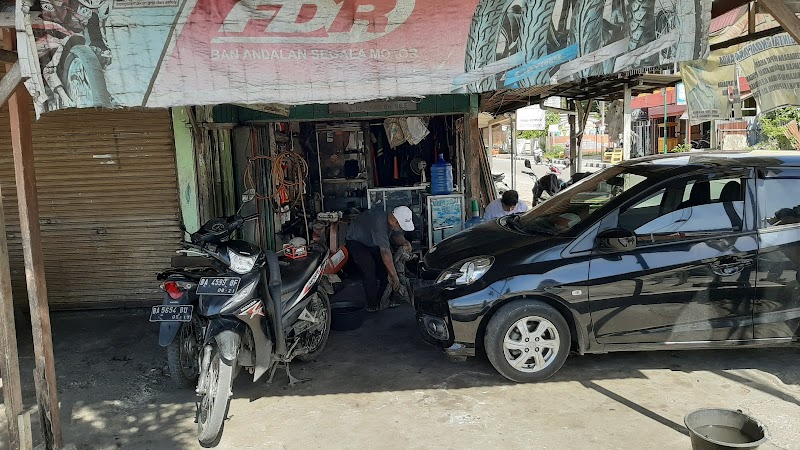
[150,191,332,445]
[524,159,590,205]
[493,173,511,195]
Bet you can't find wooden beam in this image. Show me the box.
[711,0,752,18]
[0,61,21,106]
[710,26,784,50]
[7,83,63,449]
[760,0,800,44]
[0,28,24,450]
[0,113,23,448]
[0,49,17,64]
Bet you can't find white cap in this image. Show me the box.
[392,206,415,232]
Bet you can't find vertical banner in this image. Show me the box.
[736,33,800,114]
[681,32,800,122]
[680,46,738,125]
[21,0,712,114]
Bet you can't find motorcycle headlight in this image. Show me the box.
[228,249,257,274]
[436,257,494,286]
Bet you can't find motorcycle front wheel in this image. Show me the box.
[59,45,112,108]
[197,346,233,446]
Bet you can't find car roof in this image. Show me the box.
[620,150,800,170]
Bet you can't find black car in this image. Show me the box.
[415,152,800,382]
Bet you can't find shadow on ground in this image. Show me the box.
[1,307,798,449]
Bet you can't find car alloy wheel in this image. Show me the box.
[502,316,560,373]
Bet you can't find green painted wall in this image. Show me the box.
[171,107,200,233]
[213,95,471,123]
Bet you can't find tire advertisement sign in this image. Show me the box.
[679,46,738,125]
[681,32,800,124]
[21,0,711,114]
[735,33,800,114]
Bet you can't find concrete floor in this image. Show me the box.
[1,307,798,450]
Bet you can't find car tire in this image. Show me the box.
[485,300,571,383]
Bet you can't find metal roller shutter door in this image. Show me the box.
[0,106,181,308]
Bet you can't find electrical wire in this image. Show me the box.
[244,150,311,244]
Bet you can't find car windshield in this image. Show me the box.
[504,166,655,236]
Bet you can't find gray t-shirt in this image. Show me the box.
[346,208,396,249]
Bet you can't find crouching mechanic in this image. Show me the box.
[346,206,415,312]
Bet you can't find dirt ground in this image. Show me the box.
[1,307,798,450]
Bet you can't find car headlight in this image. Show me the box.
[435,257,494,286]
[228,249,257,274]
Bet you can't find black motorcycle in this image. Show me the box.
[150,193,332,445]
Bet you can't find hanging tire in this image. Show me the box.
[296,291,332,362]
[484,300,571,383]
[58,45,112,108]
[571,0,606,78]
[197,346,233,446]
[516,0,557,88]
[166,316,202,389]
[626,0,657,68]
[464,0,510,92]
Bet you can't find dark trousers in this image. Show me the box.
[346,240,388,308]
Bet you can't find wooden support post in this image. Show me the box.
[0,27,24,450]
[0,129,23,449]
[760,0,800,43]
[8,83,62,449]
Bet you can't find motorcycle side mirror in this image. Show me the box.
[524,159,532,169]
[596,228,637,252]
[242,188,256,203]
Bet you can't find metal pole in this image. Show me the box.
[488,124,494,173]
[510,114,517,191]
[663,88,669,154]
[623,85,632,160]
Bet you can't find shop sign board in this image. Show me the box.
[21,0,711,115]
[516,105,546,131]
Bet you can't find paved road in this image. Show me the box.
[490,156,601,205]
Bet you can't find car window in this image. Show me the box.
[511,168,652,236]
[759,174,800,229]
[619,175,745,245]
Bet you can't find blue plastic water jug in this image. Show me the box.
[431,153,453,195]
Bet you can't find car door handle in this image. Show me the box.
[710,257,752,276]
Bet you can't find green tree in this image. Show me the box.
[759,107,800,149]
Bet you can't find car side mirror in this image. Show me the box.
[596,228,637,252]
[524,159,532,169]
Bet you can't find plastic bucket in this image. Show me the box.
[331,301,364,331]
[684,409,769,450]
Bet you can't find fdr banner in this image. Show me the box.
[23,0,711,114]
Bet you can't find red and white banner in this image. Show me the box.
[22,0,711,113]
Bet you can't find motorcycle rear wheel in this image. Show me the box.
[296,291,331,362]
[166,316,201,389]
[197,347,233,446]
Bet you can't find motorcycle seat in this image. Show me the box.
[279,249,324,302]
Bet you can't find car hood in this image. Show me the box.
[424,218,563,271]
